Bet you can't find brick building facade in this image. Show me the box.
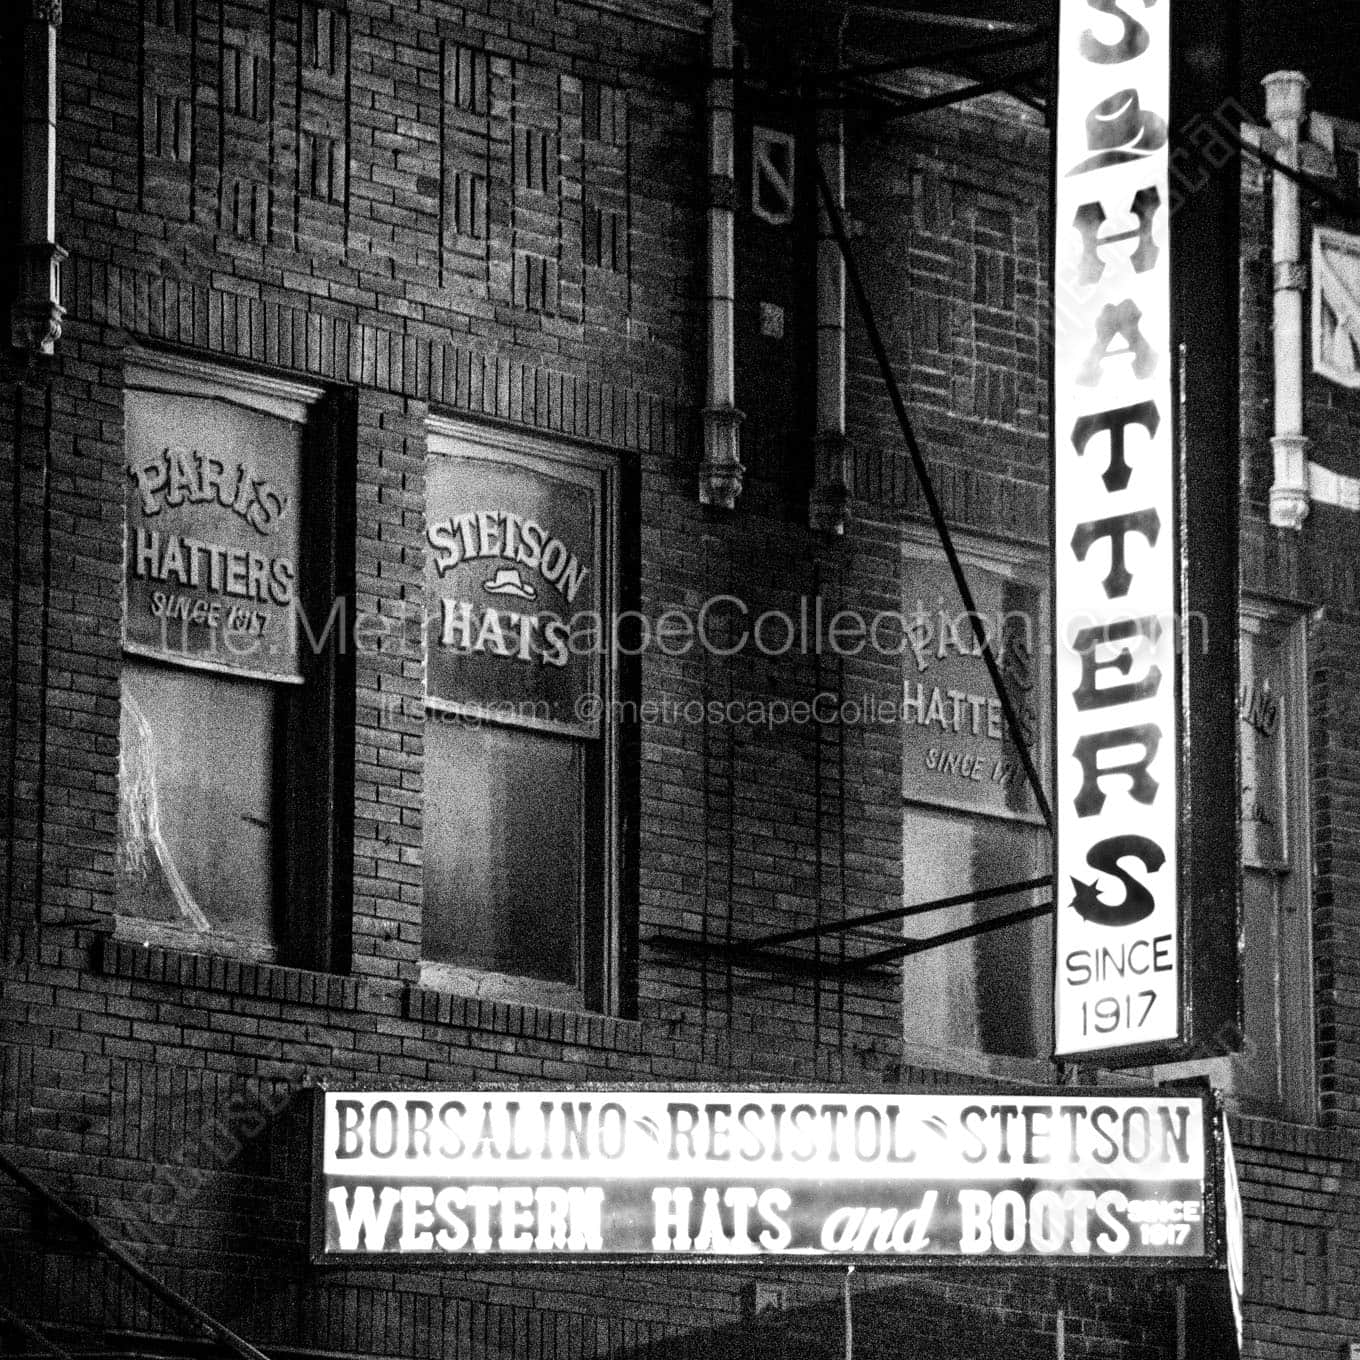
[0,0,1357,1357]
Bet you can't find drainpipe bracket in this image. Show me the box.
[699,404,745,511]
[10,241,67,357]
[1269,433,1312,530]
[708,174,738,211]
[1274,260,1307,291]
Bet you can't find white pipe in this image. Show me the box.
[810,17,850,535]
[698,0,744,509]
[1263,70,1311,530]
[11,0,66,357]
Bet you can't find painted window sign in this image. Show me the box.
[124,389,304,683]
[903,559,1045,823]
[314,1090,1214,1263]
[424,453,602,736]
[1052,0,1179,1055]
[1239,624,1285,867]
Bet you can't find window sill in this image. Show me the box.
[97,934,360,1009]
[406,968,643,1054]
[899,1039,1060,1087]
[1227,1110,1349,1161]
[417,960,585,1013]
[112,916,277,964]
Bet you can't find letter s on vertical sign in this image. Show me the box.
[1080,0,1154,65]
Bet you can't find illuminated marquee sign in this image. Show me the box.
[314,1090,1216,1263]
[1052,0,1183,1056]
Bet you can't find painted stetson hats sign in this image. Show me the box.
[424,437,604,738]
[482,566,538,601]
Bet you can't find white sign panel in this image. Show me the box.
[1052,0,1181,1055]
[314,1090,1211,1262]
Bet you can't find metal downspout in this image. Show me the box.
[11,0,66,357]
[1263,70,1310,530]
[698,0,744,509]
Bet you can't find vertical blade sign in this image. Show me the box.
[1053,0,1180,1056]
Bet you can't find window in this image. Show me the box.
[1155,607,1315,1119]
[899,536,1052,1067]
[1312,225,1360,388]
[421,420,618,1012]
[116,352,344,966]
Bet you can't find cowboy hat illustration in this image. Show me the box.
[483,565,537,600]
[1068,88,1167,176]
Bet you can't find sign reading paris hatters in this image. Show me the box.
[124,388,304,683]
[425,446,602,736]
[903,559,1045,823]
[314,1090,1221,1264]
[1052,0,1240,1060]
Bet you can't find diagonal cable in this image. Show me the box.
[814,157,1055,832]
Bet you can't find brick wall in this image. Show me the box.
[1,3,1359,1358]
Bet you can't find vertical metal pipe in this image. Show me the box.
[1263,70,1310,529]
[698,0,744,509]
[10,0,66,357]
[809,11,850,535]
[12,0,65,356]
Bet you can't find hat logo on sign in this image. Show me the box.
[1068,88,1167,175]
[482,565,538,600]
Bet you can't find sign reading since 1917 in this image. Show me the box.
[315,1090,1213,1263]
[124,389,304,683]
[1052,0,1180,1056]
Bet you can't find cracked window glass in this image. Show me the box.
[117,659,276,949]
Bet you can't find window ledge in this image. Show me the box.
[1228,1111,1351,1161]
[112,916,277,964]
[97,935,361,1009]
[96,938,644,1051]
[899,1040,1060,1088]
[404,977,643,1054]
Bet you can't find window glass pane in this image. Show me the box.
[901,806,1051,1058]
[117,660,276,948]
[423,717,582,985]
[901,548,1050,1061]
